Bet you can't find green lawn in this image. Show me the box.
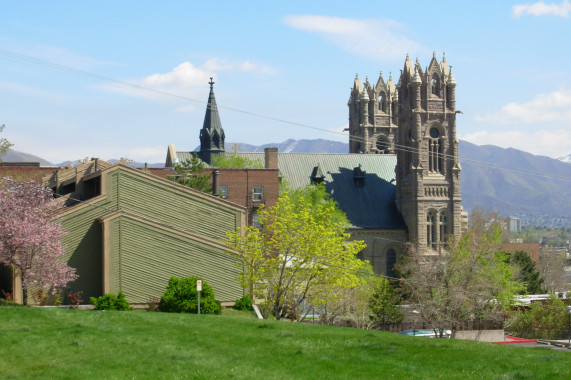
[0,305,569,379]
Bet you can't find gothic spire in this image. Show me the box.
[199,78,225,164]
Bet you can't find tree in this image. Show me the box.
[211,154,263,169]
[539,247,568,293]
[0,177,77,304]
[506,250,544,294]
[369,277,404,326]
[507,294,568,339]
[0,124,13,160]
[226,185,366,321]
[169,153,212,193]
[398,227,523,337]
[316,263,377,329]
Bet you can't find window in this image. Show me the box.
[253,186,264,202]
[82,176,101,200]
[376,135,390,152]
[431,77,440,96]
[219,186,228,199]
[427,210,437,249]
[386,249,397,277]
[428,127,443,174]
[439,210,448,247]
[252,212,262,229]
[378,92,386,113]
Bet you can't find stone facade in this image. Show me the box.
[349,53,462,252]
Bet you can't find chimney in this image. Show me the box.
[212,169,220,197]
[264,147,278,169]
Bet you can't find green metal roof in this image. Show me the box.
[172,150,405,229]
[237,153,405,229]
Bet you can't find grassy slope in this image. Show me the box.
[1,306,570,379]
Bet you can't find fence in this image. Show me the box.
[375,319,504,333]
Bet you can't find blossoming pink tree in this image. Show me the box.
[0,177,77,304]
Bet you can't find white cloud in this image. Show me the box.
[460,129,571,158]
[475,89,571,125]
[141,61,211,88]
[283,15,422,61]
[99,58,275,100]
[512,1,571,18]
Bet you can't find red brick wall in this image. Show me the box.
[217,169,279,226]
[501,243,541,265]
[0,165,59,183]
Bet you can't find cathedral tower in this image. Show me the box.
[199,78,225,164]
[348,72,398,154]
[395,53,462,250]
[349,53,462,251]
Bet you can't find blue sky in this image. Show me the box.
[1,1,570,163]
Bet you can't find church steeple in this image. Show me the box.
[199,78,225,164]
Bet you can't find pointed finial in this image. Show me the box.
[433,51,436,58]
[355,73,359,79]
[389,72,392,80]
[443,52,446,62]
[416,57,420,65]
[209,77,215,88]
[406,53,409,59]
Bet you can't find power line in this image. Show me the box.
[1,47,570,184]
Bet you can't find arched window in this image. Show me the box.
[386,249,397,277]
[439,210,448,248]
[428,127,443,174]
[404,127,412,174]
[427,210,437,249]
[431,76,440,97]
[376,135,390,153]
[378,92,387,114]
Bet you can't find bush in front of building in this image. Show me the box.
[90,291,132,311]
[159,276,221,314]
[232,296,253,311]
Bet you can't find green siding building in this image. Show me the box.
[44,159,246,305]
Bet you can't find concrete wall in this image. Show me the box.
[455,330,504,342]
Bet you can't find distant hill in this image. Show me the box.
[194,138,349,154]
[0,149,53,166]
[458,141,571,223]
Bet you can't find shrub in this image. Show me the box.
[233,296,253,311]
[159,276,221,314]
[67,291,83,309]
[90,291,132,311]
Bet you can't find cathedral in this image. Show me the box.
[168,53,463,275]
[347,52,462,251]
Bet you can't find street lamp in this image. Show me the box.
[567,306,571,346]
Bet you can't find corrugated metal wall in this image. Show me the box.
[115,169,241,240]
[107,215,243,304]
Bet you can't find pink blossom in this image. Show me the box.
[0,177,77,301]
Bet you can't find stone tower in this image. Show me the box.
[395,53,462,250]
[199,78,225,164]
[349,53,462,251]
[348,72,398,154]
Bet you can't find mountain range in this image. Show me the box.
[2,141,570,225]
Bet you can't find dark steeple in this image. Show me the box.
[199,78,225,164]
